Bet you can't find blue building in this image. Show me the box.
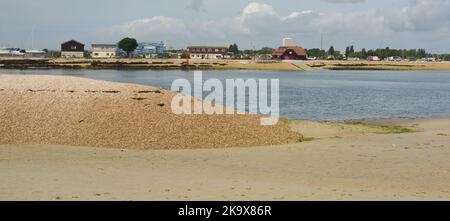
[132,41,167,58]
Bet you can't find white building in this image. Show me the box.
[25,49,46,58]
[187,46,228,59]
[91,44,117,58]
[0,48,12,57]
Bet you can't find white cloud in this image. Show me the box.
[281,10,314,21]
[240,2,278,17]
[380,0,450,32]
[106,1,450,49]
[106,16,188,44]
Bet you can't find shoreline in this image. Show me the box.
[1,58,450,71]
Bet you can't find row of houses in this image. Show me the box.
[61,37,308,60]
[60,40,168,58]
[2,37,309,60]
[58,41,232,59]
[185,45,307,60]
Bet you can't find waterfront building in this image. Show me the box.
[91,44,117,58]
[133,41,166,58]
[61,40,85,58]
[187,46,228,59]
[0,48,13,57]
[24,49,46,58]
[272,46,307,60]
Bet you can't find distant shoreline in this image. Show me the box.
[1,58,450,71]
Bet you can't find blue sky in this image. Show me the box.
[1,0,449,53]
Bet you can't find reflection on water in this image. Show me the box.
[2,69,450,121]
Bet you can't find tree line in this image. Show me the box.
[305,46,446,60]
[228,43,449,60]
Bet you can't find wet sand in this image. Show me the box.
[1,117,449,200]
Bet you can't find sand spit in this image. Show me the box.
[3,58,450,71]
[311,60,450,71]
[0,75,300,149]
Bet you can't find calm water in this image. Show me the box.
[2,69,450,121]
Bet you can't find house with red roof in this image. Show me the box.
[272,46,307,60]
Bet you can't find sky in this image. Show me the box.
[0,0,449,53]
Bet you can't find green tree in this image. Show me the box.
[228,43,240,55]
[345,46,350,58]
[306,48,327,58]
[258,47,275,55]
[361,48,367,59]
[328,46,335,56]
[417,48,427,58]
[180,52,188,59]
[161,53,171,59]
[118,37,138,57]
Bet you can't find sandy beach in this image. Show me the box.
[0,117,449,200]
[0,75,449,201]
